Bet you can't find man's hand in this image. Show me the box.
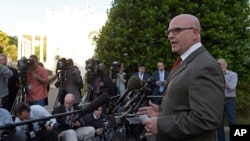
[137,100,160,118]
[72,121,81,127]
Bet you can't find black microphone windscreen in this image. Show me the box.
[85,93,110,113]
[127,76,141,90]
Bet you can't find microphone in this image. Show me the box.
[82,92,110,114]
[0,93,110,130]
[124,87,152,111]
[116,76,141,104]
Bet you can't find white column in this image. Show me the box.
[22,38,25,57]
[31,35,35,55]
[18,35,22,59]
[40,35,44,63]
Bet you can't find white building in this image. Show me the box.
[17,7,107,75]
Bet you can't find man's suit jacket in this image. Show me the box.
[132,72,151,82]
[151,69,169,105]
[151,69,169,92]
[65,68,83,104]
[52,104,84,131]
[156,47,225,141]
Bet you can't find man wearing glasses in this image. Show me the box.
[137,14,225,141]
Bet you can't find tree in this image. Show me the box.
[95,0,250,117]
[0,30,18,62]
[95,0,250,76]
[0,30,10,53]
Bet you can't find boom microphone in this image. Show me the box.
[0,93,110,130]
[116,76,141,104]
[83,92,110,114]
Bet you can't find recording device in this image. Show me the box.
[0,93,110,130]
[10,57,35,114]
[115,75,142,105]
[114,76,153,118]
[110,61,121,79]
[17,56,35,85]
[56,57,73,71]
[85,58,101,83]
[54,58,73,107]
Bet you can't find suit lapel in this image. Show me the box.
[165,46,207,88]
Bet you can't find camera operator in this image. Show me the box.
[64,59,83,105]
[13,102,59,141]
[52,93,95,141]
[109,63,128,95]
[88,62,113,102]
[0,54,18,112]
[26,55,49,106]
[0,64,13,105]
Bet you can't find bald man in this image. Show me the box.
[217,58,238,141]
[137,14,225,141]
[52,93,96,141]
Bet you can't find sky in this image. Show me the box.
[0,0,113,36]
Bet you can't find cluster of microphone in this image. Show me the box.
[112,76,154,118]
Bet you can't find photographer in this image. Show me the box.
[0,64,13,105]
[64,59,83,105]
[88,62,113,102]
[26,55,49,106]
[109,63,128,95]
[52,93,95,141]
[13,102,59,141]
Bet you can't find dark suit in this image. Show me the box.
[65,68,83,104]
[52,104,84,131]
[157,47,225,141]
[151,69,169,105]
[132,72,151,82]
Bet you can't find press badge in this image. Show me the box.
[28,84,32,90]
[29,131,36,138]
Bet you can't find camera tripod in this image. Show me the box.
[53,70,66,109]
[10,85,28,115]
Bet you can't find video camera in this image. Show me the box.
[110,61,121,79]
[56,58,71,71]
[17,57,35,86]
[17,56,35,70]
[85,58,101,83]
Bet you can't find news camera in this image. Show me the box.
[54,58,73,108]
[56,57,71,71]
[17,57,35,85]
[18,56,35,70]
[110,61,121,79]
[85,58,101,83]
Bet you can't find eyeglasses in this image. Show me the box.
[165,27,194,36]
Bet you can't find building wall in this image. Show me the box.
[18,7,107,77]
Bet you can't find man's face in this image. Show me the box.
[157,62,165,71]
[29,57,38,69]
[167,16,197,55]
[0,56,7,66]
[217,59,227,73]
[138,66,145,74]
[64,99,74,110]
[17,110,30,121]
[94,107,102,119]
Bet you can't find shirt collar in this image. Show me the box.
[181,42,202,61]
